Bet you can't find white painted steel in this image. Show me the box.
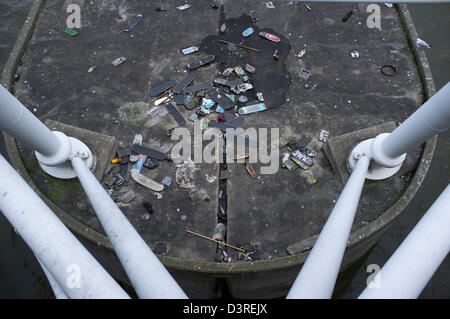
[0,154,130,299]
[359,184,450,299]
[71,156,188,299]
[287,156,370,299]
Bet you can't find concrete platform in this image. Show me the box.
[3,0,437,298]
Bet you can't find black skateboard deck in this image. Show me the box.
[209,88,235,110]
[166,102,187,126]
[173,73,196,94]
[187,55,215,70]
[183,82,213,94]
[148,79,177,97]
[132,145,167,161]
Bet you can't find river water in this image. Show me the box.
[0,1,448,298]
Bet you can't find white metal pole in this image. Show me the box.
[0,154,130,299]
[37,258,69,299]
[372,82,450,168]
[71,156,188,299]
[0,85,60,157]
[359,184,450,299]
[287,156,370,299]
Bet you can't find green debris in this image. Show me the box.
[64,27,78,37]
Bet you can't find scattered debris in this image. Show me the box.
[242,27,254,37]
[239,102,267,115]
[256,92,265,102]
[188,55,215,70]
[88,65,97,73]
[181,46,199,55]
[176,4,191,11]
[299,69,312,81]
[297,49,306,58]
[381,65,397,77]
[304,4,312,11]
[273,49,280,61]
[350,51,360,59]
[245,64,256,74]
[130,134,143,162]
[259,32,281,43]
[319,130,330,143]
[245,163,258,179]
[265,2,275,9]
[176,161,198,192]
[219,40,261,52]
[161,176,173,187]
[112,57,127,67]
[250,10,261,22]
[416,38,431,48]
[220,23,227,33]
[156,7,167,12]
[149,79,177,97]
[121,14,143,33]
[384,3,394,8]
[186,230,246,252]
[342,10,354,22]
[306,176,317,186]
[64,27,78,37]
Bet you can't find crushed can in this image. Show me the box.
[161,176,173,187]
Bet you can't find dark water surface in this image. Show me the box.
[0,1,448,299]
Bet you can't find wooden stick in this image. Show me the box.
[219,40,261,53]
[186,230,246,253]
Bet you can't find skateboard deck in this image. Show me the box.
[187,55,215,70]
[132,144,167,161]
[148,79,177,97]
[122,14,143,32]
[183,82,213,94]
[166,102,187,126]
[131,171,164,192]
[238,103,267,115]
[173,73,196,94]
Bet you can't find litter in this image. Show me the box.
[140,213,151,221]
[306,176,317,186]
[117,190,137,204]
[143,158,159,169]
[250,10,261,22]
[257,92,265,102]
[319,130,330,143]
[131,171,164,192]
[213,223,226,242]
[242,27,254,37]
[156,7,167,12]
[292,150,314,167]
[220,170,231,180]
[132,144,167,160]
[416,38,431,48]
[130,135,143,162]
[64,27,78,37]
[381,65,397,76]
[351,51,360,59]
[232,83,253,95]
[176,161,198,191]
[147,106,160,118]
[148,79,177,97]
[259,32,281,43]
[112,57,127,67]
[88,65,96,73]
[181,46,199,55]
[384,3,394,8]
[304,4,312,11]
[222,68,233,77]
[245,163,258,179]
[238,102,267,115]
[186,230,245,252]
[245,64,256,74]
[299,69,312,80]
[266,2,275,9]
[121,14,143,33]
[234,66,250,82]
[239,96,249,103]
[219,40,261,53]
[161,176,173,187]
[184,82,213,94]
[166,102,187,126]
[273,49,280,61]
[342,10,353,22]
[220,23,227,34]
[188,55,215,70]
[297,49,306,58]
[291,157,310,170]
[177,4,191,11]
[211,4,219,10]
